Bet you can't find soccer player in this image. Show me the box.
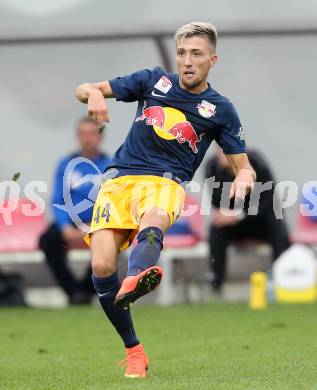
[76,22,255,378]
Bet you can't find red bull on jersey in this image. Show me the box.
[135,103,166,129]
[168,121,204,154]
[107,66,246,182]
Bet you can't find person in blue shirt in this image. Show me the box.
[75,22,256,378]
[39,117,111,304]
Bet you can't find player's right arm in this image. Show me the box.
[75,81,114,124]
[76,68,160,124]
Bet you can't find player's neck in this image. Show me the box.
[81,150,100,160]
[178,79,209,94]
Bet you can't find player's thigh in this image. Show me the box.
[139,207,170,233]
[91,228,131,277]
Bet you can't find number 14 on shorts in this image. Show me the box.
[94,202,110,224]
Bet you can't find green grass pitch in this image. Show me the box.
[1,303,317,389]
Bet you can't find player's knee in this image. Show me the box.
[151,215,166,228]
[140,209,170,232]
[92,257,116,277]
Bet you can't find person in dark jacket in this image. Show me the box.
[39,117,111,304]
[205,146,289,291]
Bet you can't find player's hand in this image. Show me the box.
[229,168,254,200]
[88,89,110,124]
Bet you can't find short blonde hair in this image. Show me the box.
[174,22,218,49]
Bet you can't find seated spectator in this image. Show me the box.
[39,117,111,304]
[205,146,289,292]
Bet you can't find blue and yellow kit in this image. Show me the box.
[88,67,246,249]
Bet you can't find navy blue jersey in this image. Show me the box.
[108,66,245,183]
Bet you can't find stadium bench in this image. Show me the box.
[0,198,90,265]
[0,197,208,306]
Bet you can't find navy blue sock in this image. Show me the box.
[92,272,139,348]
[127,227,163,276]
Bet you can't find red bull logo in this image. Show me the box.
[135,103,204,154]
[167,122,205,154]
[135,105,166,129]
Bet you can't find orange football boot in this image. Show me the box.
[119,343,149,378]
[115,266,163,309]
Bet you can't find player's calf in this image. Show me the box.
[115,226,164,309]
[90,229,140,348]
[127,226,164,276]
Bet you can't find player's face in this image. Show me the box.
[77,122,102,155]
[176,36,218,93]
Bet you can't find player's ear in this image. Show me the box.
[210,52,218,68]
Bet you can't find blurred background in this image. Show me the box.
[1,0,316,224]
[2,4,317,388]
[0,0,317,307]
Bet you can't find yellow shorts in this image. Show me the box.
[85,175,185,251]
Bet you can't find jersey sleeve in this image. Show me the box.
[109,67,162,102]
[216,102,246,154]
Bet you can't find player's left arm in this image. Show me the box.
[225,153,256,199]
